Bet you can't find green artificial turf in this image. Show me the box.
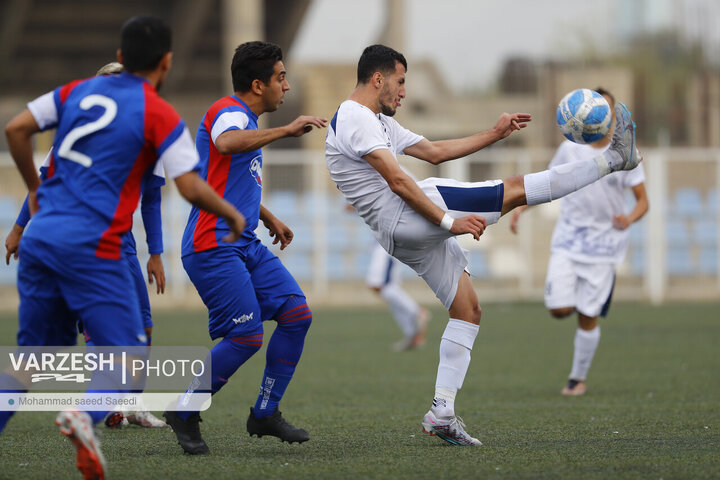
[0,302,718,479]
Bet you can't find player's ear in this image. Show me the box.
[251,78,264,96]
[160,52,173,73]
[373,72,383,89]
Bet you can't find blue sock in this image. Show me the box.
[0,373,26,432]
[177,330,263,419]
[253,297,312,418]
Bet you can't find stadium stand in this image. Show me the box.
[672,187,704,219]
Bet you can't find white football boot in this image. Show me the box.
[125,410,168,428]
[421,410,482,446]
[596,103,642,174]
[56,410,107,480]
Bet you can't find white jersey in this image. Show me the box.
[326,100,424,252]
[549,140,645,264]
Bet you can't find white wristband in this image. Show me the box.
[440,213,454,231]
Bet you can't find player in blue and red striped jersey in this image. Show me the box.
[7,65,168,430]
[8,62,167,351]
[7,147,169,430]
[164,41,327,455]
[2,16,246,479]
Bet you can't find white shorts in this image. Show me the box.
[390,177,504,309]
[544,251,616,318]
[366,242,402,288]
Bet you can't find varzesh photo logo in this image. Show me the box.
[0,346,212,411]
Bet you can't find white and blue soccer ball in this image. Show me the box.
[556,89,612,144]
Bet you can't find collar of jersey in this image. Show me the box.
[231,96,258,121]
[120,72,151,85]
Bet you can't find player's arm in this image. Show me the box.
[613,183,649,230]
[364,149,486,240]
[5,163,50,264]
[259,204,293,250]
[5,109,42,213]
[155,116,246,241]
[174,172,246,242]
[215,115,328,154]
[140,181,165,294]
[403,112,531,165]
[6,177,39,264]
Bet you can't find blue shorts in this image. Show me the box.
[17,237,146,347]
[182,238,304,340]
[125,254,153,329]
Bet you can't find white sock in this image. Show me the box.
[523,159,606,205]
[433,319,479,418]
[380,283,420,338]
[432,387,456,418]
[569,326,601,381]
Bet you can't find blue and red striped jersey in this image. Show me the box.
[23,72,197,260]
[181,96,263,255]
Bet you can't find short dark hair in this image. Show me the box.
[594,87,615,106]
[357,44,407,84]
[231,41,283,93]
[120,16,172,73]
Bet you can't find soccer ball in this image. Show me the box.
[556,89,612,144]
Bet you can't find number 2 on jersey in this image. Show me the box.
[57,94,118,167]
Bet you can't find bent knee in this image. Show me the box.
[276,302,313,331]
[463,302,481,324]
[501,175,527,214]
[449,297,481,325]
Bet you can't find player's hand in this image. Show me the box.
[5,224,24,265]
[493,112,532,139]
[220,212,247,244]
[450,215,487,240]
[285,115,328,137]
[146,254,166,295]
[612,214,631,230]
[263,216,294,250]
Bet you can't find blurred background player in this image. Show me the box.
[510,87,648,396]
[164,41,327,455]
[2,15,247,479]
[4,61,168,428]
[345,203,430,351]
[366,241,430,351]
[326,44,640,446]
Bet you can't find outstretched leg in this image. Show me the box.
[503,103,640,214]
[423,104,640,224]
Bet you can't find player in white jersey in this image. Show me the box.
[325,45,641,446]
[511,88,648,396]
